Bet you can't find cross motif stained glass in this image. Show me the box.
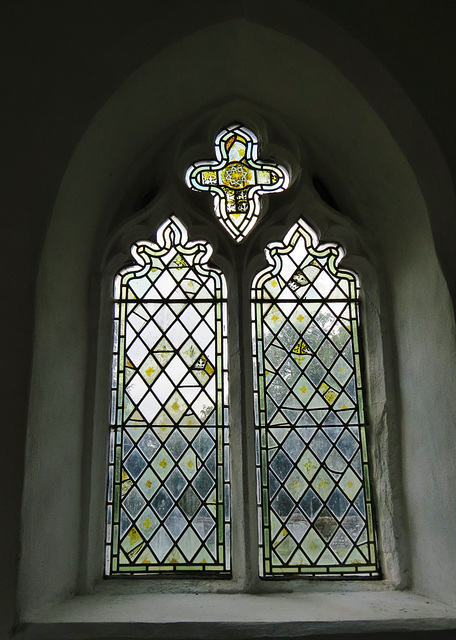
[185,124,289,243]
[105,217,230,575]
[252,220,379,577]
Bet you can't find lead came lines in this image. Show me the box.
[252,219,379,578]
[105,218,230,575]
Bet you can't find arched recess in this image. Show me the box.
[19,15,456,623]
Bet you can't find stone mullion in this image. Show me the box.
[227,251,259,589]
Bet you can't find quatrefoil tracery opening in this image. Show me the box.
[185,125,290,243]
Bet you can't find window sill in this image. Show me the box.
[16,589,456,639]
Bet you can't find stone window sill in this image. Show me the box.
[16,589,456,639]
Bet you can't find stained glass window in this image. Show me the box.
[252,219,379,577]
[185,125,289,243]
[105,217,230,575]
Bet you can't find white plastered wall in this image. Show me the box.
[18,14,456,630]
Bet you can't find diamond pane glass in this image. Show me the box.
[106,217,230,575]
[252,219,379,578]
[185,125,289,243]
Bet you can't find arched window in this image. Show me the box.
[105,125,378,579]
[252,220,378,577]
[106,217,230,574]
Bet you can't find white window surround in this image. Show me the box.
[17,192,456,638]
[17,192,456,636]
[17,17,456,639]
[19,202,456,635]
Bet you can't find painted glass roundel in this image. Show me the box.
[186,125,289,243]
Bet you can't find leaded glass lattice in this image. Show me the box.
[185,125,289,243]
[252,220,379,577]
[106,217,230,575]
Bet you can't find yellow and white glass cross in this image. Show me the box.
[185,125,290,243]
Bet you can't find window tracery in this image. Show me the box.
[185,124,289,242]
[105,125,378,581]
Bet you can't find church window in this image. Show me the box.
[252,220,379,577]
[105,125,379,580]
[105,217,230,575]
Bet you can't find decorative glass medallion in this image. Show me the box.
[252,219,379,578]
[186,125,289,243]
[106,217,230,575]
